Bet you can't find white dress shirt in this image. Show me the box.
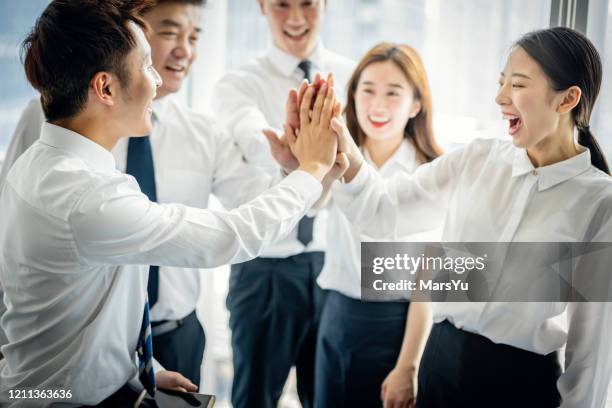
[317,140,442,299]
[335,137,612,408]
[213,42,356,257]
[0,122,321,406]
[0,96,280,323]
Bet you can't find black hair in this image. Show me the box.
[516,27,609,175]
[154,0,206,5]
[22,0,154,121]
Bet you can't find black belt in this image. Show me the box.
[151,310,195,337]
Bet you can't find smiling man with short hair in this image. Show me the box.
[0,0,342,405]
[0,0,340,396]
[213,1,356,407]
[0,0,213,388]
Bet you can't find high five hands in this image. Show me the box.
[264,73,363,184]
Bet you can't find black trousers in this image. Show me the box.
[227,252,326,408]
[151,310,206,386]
[315,290,409,408]
[416,320,562,408]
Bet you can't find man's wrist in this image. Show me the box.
[298,162,328,182]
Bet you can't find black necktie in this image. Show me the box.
[296,60,315,247]
[298,59,312,82]
[126,136,160,307]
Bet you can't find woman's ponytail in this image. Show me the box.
[577,126,610,175]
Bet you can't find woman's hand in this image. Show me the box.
[330,115,364,182]
[380,365,417,408]
[156,370,198,393]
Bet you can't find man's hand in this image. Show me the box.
[380,366,417,408]
[270,73,343,178]
[156,370,198,393]
[262,125,299,172]
[287,72,327,132]
[293,82,339,181]
[286,84,306,133]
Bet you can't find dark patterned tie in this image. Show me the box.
[296,60,315,247]
[125,136,160,307]
[126,136,158,396]
[137,298,156,396]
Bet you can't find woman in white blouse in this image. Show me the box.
[326,27,612,407]
[315,43,443,408]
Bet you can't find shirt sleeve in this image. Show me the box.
[559,193,612,408]
[0,98,45,189]
[211,71,277,170]
[0,98,45,350]
[560,302,612,408]
[209,123,283,209]
[332,142,474,239]
[69,170,321,268]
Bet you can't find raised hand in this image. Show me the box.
[286,82,308,133]
[262,83,306,172]
[296,72,331,114]
[330,115,364,182]
[290,81,339,181]
[266,74,348,180]
[262,124,299,172]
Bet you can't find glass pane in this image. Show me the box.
[590,0,612,162]
[0,1,49,155]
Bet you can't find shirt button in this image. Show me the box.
[532,170,538,176]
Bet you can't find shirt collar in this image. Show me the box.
[150,95,170,123]
[511,145,592,191]
[362,139,418,173]
[39,122,117,173]
[267,41,326,78]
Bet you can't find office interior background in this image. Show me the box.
[0,0,611,406]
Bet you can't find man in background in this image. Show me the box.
[213,1,355,406]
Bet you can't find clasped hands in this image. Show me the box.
[264,73,363,185]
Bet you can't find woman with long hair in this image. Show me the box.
[315,27,611,407]
[315,43,443,408]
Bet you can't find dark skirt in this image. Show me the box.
[416,319,562,408]
[315,290,409,408]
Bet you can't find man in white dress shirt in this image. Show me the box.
[0,0,343,406]
[213,1,355,407]
[0,0,283,389]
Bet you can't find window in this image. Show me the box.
[0,1,49,161]
[588,0,612,162]
[219,0,552,148]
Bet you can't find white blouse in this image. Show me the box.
[335,137,612,408]
[318,140,442,299]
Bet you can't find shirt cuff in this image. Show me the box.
[152,357,165,374]
[281,170,323,209]
[336,162,370,195]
